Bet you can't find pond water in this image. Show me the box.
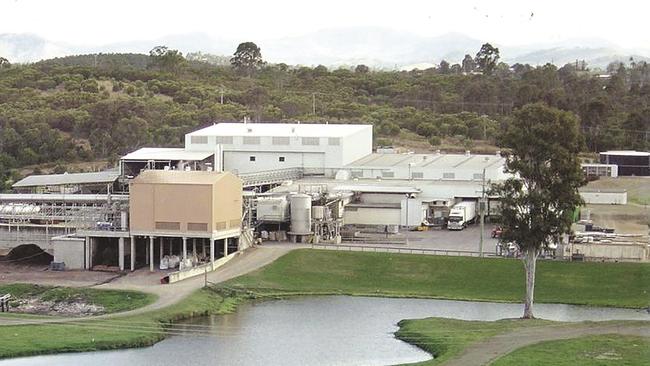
[2,296,648,366]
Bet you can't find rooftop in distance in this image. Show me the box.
[131,170,235,185]
[13,170,119,188]
[600,150,650,156]
[186,122,371,138]
[346,152,505,170]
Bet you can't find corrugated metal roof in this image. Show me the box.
[187,122,370,138]
[0,193,128,202]
[331,185,420,194]
[121,148,214,161]
[131,170,237,185]
[346,153,505,170]
[12,170,119,188]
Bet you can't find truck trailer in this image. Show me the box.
[447,201,477,230]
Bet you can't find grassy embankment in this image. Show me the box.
[492,334,650,366]
[395,317,550,365]
[0,249,648,360]
[0,287,241,359]
[224,249,650,308]
[0,284,156,314]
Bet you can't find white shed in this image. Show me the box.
[579,189,627,205]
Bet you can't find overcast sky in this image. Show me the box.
[2,0,648,49]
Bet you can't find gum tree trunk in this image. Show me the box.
[522,247,539,319]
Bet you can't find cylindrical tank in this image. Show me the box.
[290,194,312,234]
[312,206,325,220]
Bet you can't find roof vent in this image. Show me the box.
[436,149,441,155]
[465,150,471,156]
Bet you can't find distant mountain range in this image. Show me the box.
[2,28,649,70]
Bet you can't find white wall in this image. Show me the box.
[580,191,628,205]
[52,236,86,270]
[341,126,373,165]
[344,206,401,226]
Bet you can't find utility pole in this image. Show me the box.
[312,93,316,115]
[220,87,224,104]
[479,168,486,257]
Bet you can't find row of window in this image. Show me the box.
[249,156,286,162]
[190,136,340,146]
[350,170,484,180]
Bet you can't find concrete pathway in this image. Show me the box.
[443,322,650,366]
[0,245,293,326]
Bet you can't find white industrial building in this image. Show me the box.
[184,122,373,174]
[341,152,508,181]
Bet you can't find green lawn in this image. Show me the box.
[0,283,156,314]
[225,249,650,308]
[395,317,551,365]
[0,287,240,359]
[492,334,650,366]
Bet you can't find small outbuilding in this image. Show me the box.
[579,188,628,205]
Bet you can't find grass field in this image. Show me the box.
[395,317,551,365]
[492,334,650,366]
[225,249,650,308]
[0,283,156,314]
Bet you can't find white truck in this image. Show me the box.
[447,201,477,230]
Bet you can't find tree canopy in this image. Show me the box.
[492,103,585,318]
[231,42,264,76]
[475,43,500,75]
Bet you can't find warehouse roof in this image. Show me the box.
[131,170,236,185]
[121,148,214,161]
[187,122,371,138]
[331,185,420,194]
[346,153,505,170]
[600,150,650,157]
[12,170,119,188]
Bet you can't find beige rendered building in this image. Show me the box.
[129,170,242,272]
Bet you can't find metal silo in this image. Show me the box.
[290,194,312,234]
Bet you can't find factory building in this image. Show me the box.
[600,150,650,176]
[183,122,373,174]
[342,151,508,181]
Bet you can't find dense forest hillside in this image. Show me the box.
[0,48,649,190]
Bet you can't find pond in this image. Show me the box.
[2,296,648,366]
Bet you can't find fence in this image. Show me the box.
[311,243,497,258]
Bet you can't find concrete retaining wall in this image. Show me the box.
[167,252,237,283]
[52,235,87,269]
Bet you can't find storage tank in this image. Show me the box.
[290,194,312,234]
[312,206,325,220]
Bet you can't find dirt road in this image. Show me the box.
[443,322,650,366]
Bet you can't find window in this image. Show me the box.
[272,136,290,145]
[443,172,455,179]
[187,222,208,232]
[249,156,256,162]
[216,136,233,144]
[412,172,424,179]
[301,137,319,146]
[279,156,285,162]
[190,136,208,144]
[243,136,260,145]
[215,221,227,230]
[155,221,180,231]
[473,173,484,180]
[381,171,395,178]
[328,137,340,146]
